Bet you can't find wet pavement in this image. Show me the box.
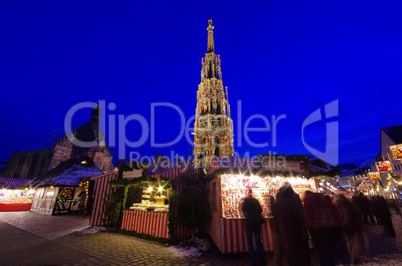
[0,211,401,265]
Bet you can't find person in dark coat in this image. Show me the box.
[242,188,266,266]
[333,194,362,264]
[358,193,376,225]
[376,195,396,237]
[304,192,344,266]
[276,182,310,266]
[371,196,382,224]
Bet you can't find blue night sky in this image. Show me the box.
[1,1,402,167]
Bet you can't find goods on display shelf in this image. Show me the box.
[129,202,169,213]
[0,188,35,203]
[129,203,147,211]
[130,187,170,213]
[221,174,316,219]
[155,196,166,205]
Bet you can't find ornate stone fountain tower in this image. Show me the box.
[193,19,234,169]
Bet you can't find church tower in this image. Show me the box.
[193,20,234,169]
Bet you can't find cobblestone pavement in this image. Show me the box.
[0,211,401,265]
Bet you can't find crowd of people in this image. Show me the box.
[271,183,395,266]
[241,182,397,266]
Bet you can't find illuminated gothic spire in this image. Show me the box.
[193,20,234,170]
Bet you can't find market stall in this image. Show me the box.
[206,173,316,254]
[119,163,201,240]
[121,186,170,239]
[0,178,34,211]
[30,157,102,215]
[90,171,118,226]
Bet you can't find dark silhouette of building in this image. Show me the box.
[3,106,114,179]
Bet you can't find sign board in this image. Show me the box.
[375,161,392,172]
[368,172,380,180]
[390,144,402,160]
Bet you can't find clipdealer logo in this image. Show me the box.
[63,99,339,165]
[302,99,339,165]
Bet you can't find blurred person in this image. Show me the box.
[371,196,382,225]
[354,194,373,257]
[270,195,286,266]
[301,190,313,204]
[376,195,396,237]
[276,182,310,266]
[333,194,361,264]
[358,193,376,225]
[304,192,344,266]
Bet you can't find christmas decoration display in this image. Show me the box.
[220,174,315,218]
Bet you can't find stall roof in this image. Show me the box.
[0,177,31,189]
[30,156,103,187]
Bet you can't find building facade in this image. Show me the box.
[376,125,402,178]
[3,106,114,178]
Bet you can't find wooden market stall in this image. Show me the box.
[205,158,317,254]
[120,163,198,240]
[89,167,171,238]
[89,170,118,226]
[120,167,171,239]
[0,177,33,211]
[30,156,103,215]
[91,162,198,240]
[121,209,170,239]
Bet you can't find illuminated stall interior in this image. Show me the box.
[0,178,34,211]
[220,174,317,218]
[128,179,171,213]
[0,178,33,204]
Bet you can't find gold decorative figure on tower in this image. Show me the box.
[193,19,234,169]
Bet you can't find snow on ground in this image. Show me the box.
[168,236,210,258]
[169,246,202,257]
[73,226,108,235]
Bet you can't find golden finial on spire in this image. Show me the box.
[207,19,214,53]
[207,19,214,31]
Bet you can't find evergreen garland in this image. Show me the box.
[167,169,211,239]
[101,190,121,228]
[167,188,177,240]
